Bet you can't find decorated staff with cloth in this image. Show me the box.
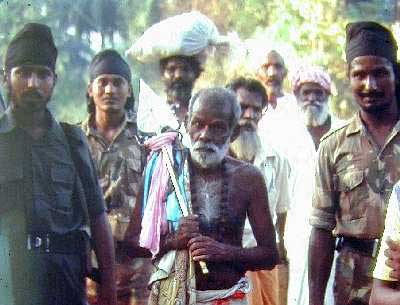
[126,11,228,134]
[81,49,150,305]
[124,87,279,305]
[308,21,400,305]
[0,23,116,305]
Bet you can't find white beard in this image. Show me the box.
[299,101,330,127]
[189,140,230,169]
[230,129,261,162]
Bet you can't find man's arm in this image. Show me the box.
[370,279,400,305]
[91,212,117,305]
[188,165,279,270]
[369,184,400,304]
[274,151,291,263]
[123,179,199,257]
[308,227,335,305]
[276,212,288,263]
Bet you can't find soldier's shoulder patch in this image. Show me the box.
[320,122,350,143]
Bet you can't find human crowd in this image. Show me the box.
[1,11,400,305]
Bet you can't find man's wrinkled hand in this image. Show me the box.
[188,235,232,262]
[174,215,200,249]
[384,238,400,280]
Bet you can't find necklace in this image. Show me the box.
[188,158,230,241]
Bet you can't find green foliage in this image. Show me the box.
[0,0,157,122]
[0,0,395,122]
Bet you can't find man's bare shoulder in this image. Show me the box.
[225,156,264,182]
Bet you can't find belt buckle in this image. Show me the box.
[26,234,50,252]
[372,239,380,258]
[27,234,42,250]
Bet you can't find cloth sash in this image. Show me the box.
[195,277,250,305]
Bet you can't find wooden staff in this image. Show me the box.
[161,146,209,274]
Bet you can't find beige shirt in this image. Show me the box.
[373,181,400,281]
[310,113,400,239]
[242,144,292,247]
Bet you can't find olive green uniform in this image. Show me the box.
[81,114,151,305]
[310,113,400,304]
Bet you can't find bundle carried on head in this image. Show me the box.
[126,11,229,64]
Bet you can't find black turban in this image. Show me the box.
[89,49,131,82]
[345,21,398,64]
[5,23,57,72]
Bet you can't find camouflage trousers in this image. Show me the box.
[334,247,374,305]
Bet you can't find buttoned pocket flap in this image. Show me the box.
[337,170,364,192]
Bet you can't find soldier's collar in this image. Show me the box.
[345,112,363,137]
[0,107,58,137]
[83,112,138,139]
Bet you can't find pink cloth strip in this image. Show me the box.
[140,132,177,256]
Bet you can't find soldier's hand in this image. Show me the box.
[174,215,200,249]
[384,238,400,280]
[188,235,233,262]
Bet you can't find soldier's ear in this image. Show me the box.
[53,73,58,88]
[87,83,93,98]
[184,113,189,129]
[2,69,7,84]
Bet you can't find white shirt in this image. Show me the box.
[258,93,316,305]
[242,143,292,247]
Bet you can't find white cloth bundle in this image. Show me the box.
[126,11,228,63]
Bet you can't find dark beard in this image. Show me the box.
[165,81,193,108]
[230,129,261,162]
[7,85,50,113]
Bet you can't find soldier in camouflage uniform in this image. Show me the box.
[81,49,150,305]
[308,22,400,305]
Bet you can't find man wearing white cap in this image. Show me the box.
[126,11,228,135]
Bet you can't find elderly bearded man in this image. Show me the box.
[124,87,279,305]
[292,66,336,150]
[0,23,116,305]
[228,77,292,305]
[309,21,400,305]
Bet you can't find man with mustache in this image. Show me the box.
[124,87,279,305]
[81,49,150,305]
[292,66,335,150]
[160,55,203,125]
[308,21,400,305]
[0,23,116,305]
[228,77,292,305]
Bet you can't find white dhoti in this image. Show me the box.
[195,278,250,305]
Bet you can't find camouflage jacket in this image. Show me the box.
[310,112,400,239]
[81,114,145,241]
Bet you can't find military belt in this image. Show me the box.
[27,230,89,254]
[336,236,380,258]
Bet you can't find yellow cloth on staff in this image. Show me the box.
[373,182,400,281]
